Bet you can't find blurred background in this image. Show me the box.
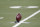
[0,0,40,27]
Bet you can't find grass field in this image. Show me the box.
[0,0,40,27]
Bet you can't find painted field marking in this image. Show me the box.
[0,17,4,19]
[26,6,38,8]
[12,10,40,27]
[9,6,22,8]
[22,22,31,24]
[9,22,31,24]
[9,6,39,8]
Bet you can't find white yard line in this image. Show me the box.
[9,6,22,8]
[22,22,31,24]
[26,6,38,8]
[12,10,40,27]
[9,6,38,8]
[9,22,31,24]
[0,17,4,19]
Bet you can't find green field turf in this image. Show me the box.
[0,0,40,27]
